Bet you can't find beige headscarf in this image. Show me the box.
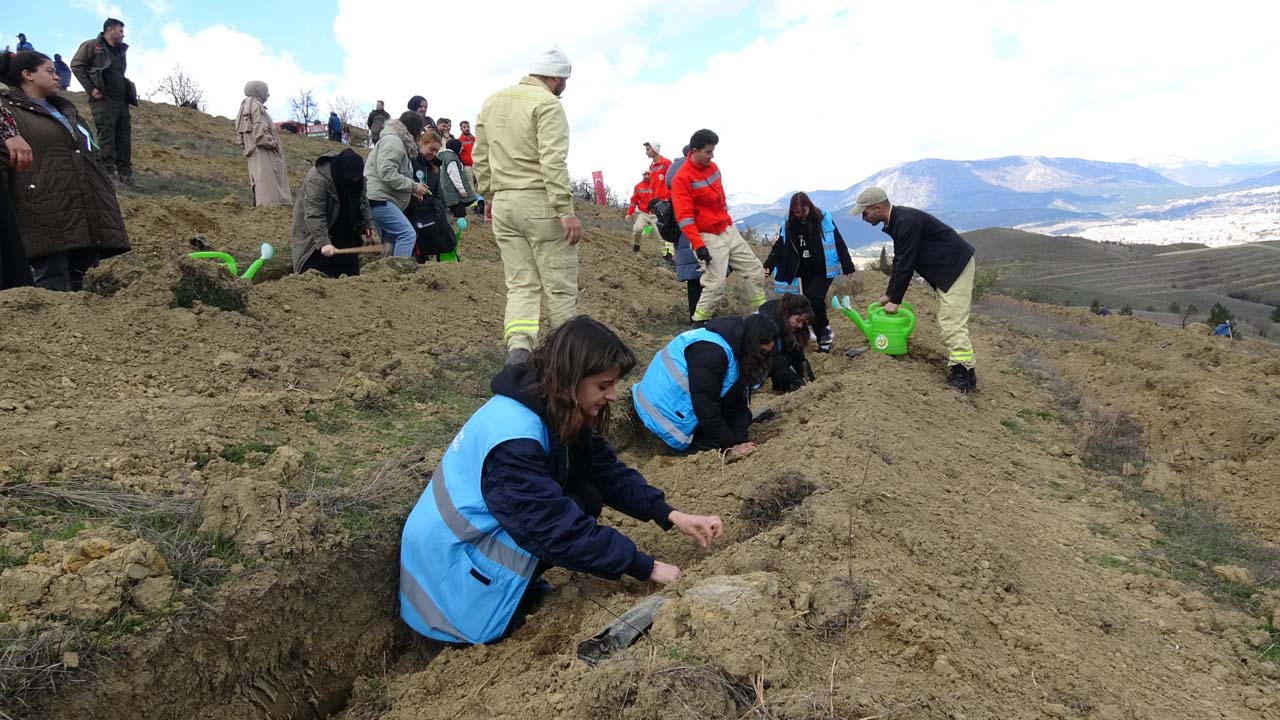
[236,81,270,134]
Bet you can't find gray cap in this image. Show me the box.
[851,186,889,214]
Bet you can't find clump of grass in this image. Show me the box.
[739,471,816,537]
[219,437,278,465]
[809,576,871,641]
[978,296,1106,341]
[170,259,248,312]
[1082,410,1145,474]
[1012,350,1083,419]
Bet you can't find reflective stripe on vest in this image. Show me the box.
[678,218,695,228]
[430,465,538,578]
[631,328,738,451]
[689,170,721,190]
[400,564,467,641]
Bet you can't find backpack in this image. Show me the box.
[409,160,456,260]
[649,199,681,244]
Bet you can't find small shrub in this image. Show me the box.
[972,266,1001,302]
[1082,410,1145,473]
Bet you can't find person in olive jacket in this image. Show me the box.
[290,148,375,277]
[0,50,129,291]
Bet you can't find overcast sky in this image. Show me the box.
[10,0,1280,201]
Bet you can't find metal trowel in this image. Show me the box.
[576,595,666,666]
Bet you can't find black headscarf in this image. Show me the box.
[332,149,366,245]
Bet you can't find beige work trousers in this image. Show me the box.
[493,190,579,351]
[692,226,767,321]
[937,257,976,368]
[631,211,657,237]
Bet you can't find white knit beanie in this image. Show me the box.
[529,48,573,78]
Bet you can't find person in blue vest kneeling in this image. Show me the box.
[632,314,780,461]
[764,192,856,353]
[400,316,724,645]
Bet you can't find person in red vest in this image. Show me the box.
[671,129,766,322]
[458,120,483,221]
[625,171,656,253]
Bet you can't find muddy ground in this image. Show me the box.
[2,100,1279,720]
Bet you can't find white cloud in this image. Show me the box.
[130,0,1280,205]
[131,24,338,121]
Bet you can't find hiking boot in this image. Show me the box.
[505,348,531,366]
[816,326,834,353]
[632,243,641,253]
[663,255,675,268]
[946,364,972,394]
[967,367,978,391]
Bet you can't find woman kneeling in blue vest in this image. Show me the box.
[632,314,780,461]
[400,316,725,645]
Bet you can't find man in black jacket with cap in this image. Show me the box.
[854,186,978,393]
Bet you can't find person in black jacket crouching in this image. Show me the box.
[757,293,815,393]
[399,316,724,645]
[633,314,779,461]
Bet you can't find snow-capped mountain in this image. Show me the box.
[1020,184,1280,247]
[1129,155,1280,188]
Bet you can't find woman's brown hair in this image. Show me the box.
[529,316,637,441]
[774,293,814,351]
[785,191,823,241]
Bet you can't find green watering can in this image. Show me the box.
[832,296,916,355]
[188,243,274,281]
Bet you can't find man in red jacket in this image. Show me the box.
[458,120,483,221]
[625,171,656,253]
[671,129,765,322]
[644,142,674,263]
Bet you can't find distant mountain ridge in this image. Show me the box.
[732,154,1280,251]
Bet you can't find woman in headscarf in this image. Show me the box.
[290,148,375,277]
[236,81,291,207]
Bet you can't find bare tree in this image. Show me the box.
[154,65,205,110]
[289,89,319,127]
[1179,303,1198,329]
[328,95,362,128]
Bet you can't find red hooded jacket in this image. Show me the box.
[458,132,476,166]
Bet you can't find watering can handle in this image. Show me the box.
[898,305,916,334]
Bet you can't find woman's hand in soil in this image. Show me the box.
[649,561,683,585]
[4,136,32,172]
[727,442,757,461]
[320,244,337,257]
[668,511,724,549]
[362,228,378,244]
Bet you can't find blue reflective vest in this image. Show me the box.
[632,329,738,450]
[773,210,842,295]
[400,395,548,644]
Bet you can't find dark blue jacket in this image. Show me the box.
[327,113,342,135]
[479,364,675,581]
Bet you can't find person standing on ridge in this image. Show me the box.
[327,111,342,142]
[672,128,766,323]
[71,18,136,184]
[764,191,855,352]
[15,34,34,52]
[458,119,483,220]
[1,50,130,290]
[52,54,71,90]
[235,81,291,208]
[474,48,582,366]
[625,170,655,253]
[407,95,436,130]
[853,186,979,393]
[367,100,390,145]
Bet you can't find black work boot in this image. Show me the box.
[967,367,978,391]
[946,364,972,394]
[632,242,641,253]
[505,348,531,366]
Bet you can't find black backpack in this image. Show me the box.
[648,199,681,244]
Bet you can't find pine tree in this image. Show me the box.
[1207,302,1233,327]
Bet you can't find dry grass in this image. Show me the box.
[1081,410,1145,474]
[1012,350,1083,419]
[977,296,1106,341]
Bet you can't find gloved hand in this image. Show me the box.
[696,246,712,265]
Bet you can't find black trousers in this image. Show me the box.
[800,272,833,334]
[299,250,360,278]
[31,249,100,291]
[686,279,702,320]
[90,98,132,177]
[0,177,33,290]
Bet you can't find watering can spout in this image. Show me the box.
[832,295,870,334]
